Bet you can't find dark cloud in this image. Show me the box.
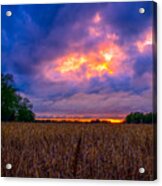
[30,91,152,118]
[2,2,155,118]
[133,51,153,77]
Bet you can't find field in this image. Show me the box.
[1,122,156,180]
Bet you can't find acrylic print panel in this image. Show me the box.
[1,1,157,180]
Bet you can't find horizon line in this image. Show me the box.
[35,117,125,124]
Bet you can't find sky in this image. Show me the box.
[1,2,156,119]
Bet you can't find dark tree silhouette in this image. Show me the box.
[1,73,35,122]
[1,74,17,121]
[125,112,157,124]
[16,96,35,122]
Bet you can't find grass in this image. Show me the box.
[1,122,156,180]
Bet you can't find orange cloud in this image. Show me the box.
[43,40,128,83]
[88,27,101,37]
[55,53,87,73]
[93,12,101,23]
[135,29,153,53]
[106,33,119,41]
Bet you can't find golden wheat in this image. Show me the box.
[1,122,155,180]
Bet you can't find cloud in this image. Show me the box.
[31,90,152,118]
[2,2,155,118]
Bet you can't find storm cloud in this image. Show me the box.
[2,2,156,118]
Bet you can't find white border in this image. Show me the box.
[1,1,162,186]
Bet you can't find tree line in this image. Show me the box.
[1,74,35,122]
[125,112,157,124]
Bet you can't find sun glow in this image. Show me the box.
[100,51,113,61]
[107,118,125,124]
[55,54,87,73]
[36,118,125,124]
[43,40,128,82]
[42,9,132,83]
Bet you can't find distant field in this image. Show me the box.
[1,122,155,180]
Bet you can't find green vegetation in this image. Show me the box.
[125,112,157,124]
[1,74,35,122]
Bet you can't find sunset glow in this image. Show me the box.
[36,118,125,124]
[43,41,128,83]
[2,2,154,120]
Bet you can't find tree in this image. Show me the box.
[1,73,35,122]
[125,112,157,124]
[126,112,144,124]
[144,112,157,124]
[16,96,35,122]
[1,74,18,121]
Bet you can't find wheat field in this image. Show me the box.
[1,122,156,180]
